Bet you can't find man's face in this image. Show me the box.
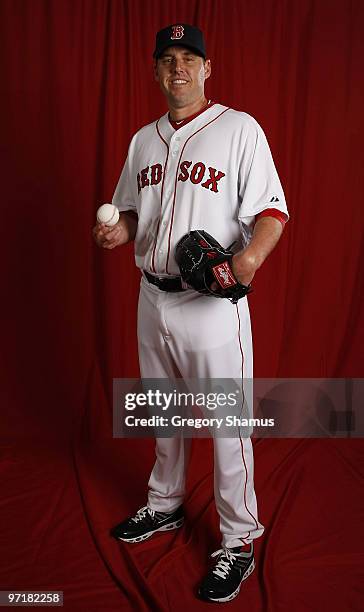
[154,46,211,108]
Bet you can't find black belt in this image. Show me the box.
[143,270,185,292]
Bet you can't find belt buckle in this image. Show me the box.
[144,271,159,282]
[144,271,186,292]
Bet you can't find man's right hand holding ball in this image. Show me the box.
[93,205,138,249]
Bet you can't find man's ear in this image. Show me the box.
[204,59,212,81]
[153,61,159,82]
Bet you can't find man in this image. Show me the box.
[93,24,288,604]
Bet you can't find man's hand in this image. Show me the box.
[92,211,138,249]
[93,220,128,249]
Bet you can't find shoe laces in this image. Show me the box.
[211,548,237,579]
[131,506,155,523]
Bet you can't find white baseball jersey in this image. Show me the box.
[112,102,288,276]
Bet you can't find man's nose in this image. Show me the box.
[173,59,185,72]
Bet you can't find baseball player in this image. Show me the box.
[93,24,288,603]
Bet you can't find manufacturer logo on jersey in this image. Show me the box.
[136,160,226,194]
[171,25,184,40]
[212,261,237,288]
[270,196,279,202]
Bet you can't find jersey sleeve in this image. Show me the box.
[237,118,288,241]
[255,207,288,227]
[112,136,138,214]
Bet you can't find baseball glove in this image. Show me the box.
[175,230,252,304]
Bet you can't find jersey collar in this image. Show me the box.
[157,103,226,144]
[168,100,215,130]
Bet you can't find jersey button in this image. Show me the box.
[172,149,179,156]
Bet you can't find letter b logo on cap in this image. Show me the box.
[171,25,184,40]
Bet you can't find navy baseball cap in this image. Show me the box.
[153,24,206,59]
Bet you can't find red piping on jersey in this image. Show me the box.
[256,208,288,227]
[156,118,169,148]
[236,304,260,536]
[165,107,230,274]
[151,120,170,273]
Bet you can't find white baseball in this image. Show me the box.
[96,203,120,226]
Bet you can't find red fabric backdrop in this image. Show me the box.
[1,1,363,610]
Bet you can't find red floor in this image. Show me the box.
[1,433,363,611]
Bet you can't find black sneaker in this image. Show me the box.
[198,543,255,603]
[110,505,184,543]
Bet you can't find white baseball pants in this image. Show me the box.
[137,277,264,548]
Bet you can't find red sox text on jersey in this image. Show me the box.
[137,162,226,194]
